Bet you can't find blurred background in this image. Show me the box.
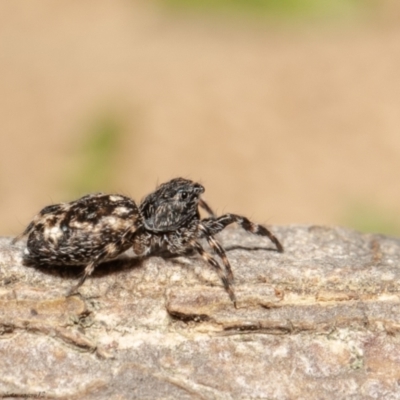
[1,0,400,236]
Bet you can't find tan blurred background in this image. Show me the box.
[1,0,400,236]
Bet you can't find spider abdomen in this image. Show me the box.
[22,193,141,266]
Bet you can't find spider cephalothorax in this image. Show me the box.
[14,178,283,306]
[139,178,205,232]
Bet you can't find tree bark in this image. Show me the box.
[1,225,400,399]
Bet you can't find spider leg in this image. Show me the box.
[199,224,234,283]
[67,227,137,296]
[190,240,237,307]
[201,214,283,253]
[66,256,103,296]
[198,198,216,217]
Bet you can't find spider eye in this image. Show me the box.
[180,191,188,200]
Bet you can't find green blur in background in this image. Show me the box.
[65,114,125,197]
[164,0,376,19]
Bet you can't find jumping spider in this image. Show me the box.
[13,178,283,306]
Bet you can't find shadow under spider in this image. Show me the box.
[21,244,278,282]
[156,244,278,258]
[224,245,279,252]
[143,244,279,267]
[23,257,144,281]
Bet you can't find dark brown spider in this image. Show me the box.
[13,178,283,306]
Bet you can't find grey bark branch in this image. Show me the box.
[1,226,400,399]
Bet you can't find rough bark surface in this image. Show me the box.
[1,225,400,399]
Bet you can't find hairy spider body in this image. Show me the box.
[14,178,283,306]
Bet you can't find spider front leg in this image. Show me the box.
[198,198,216,217]
[190,240,237,308]
[201,214,284,253]
[199,224,234,283]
